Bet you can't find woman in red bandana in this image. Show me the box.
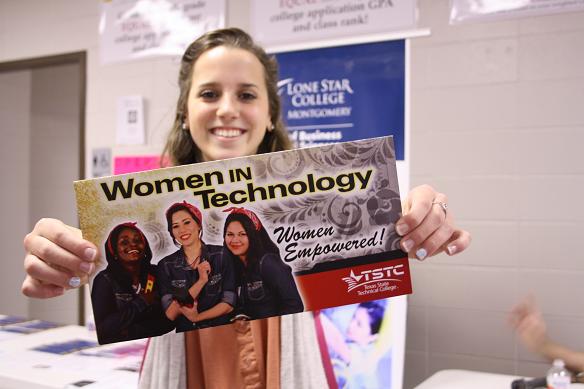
[223,207,304,320]
[157,201,236,331]
[92,223,174,344]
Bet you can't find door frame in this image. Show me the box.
[0,52,87,325]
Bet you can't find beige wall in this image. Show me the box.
[406,0,584,387]
[1,1,583,387]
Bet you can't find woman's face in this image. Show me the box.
[225,221,250,259]
[186,46,271,162]
[116,228,145,264]
[171,210,201,247]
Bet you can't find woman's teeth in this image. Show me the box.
[128,249,140,254]
[214,128,242,138]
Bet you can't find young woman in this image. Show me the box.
[157,201,235,331]
[223,207,303,320]
[92,222,174,344]
[21,28,471,389]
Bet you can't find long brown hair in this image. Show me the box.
[162,28,292,166]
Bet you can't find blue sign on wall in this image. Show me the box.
[274,40,405,160]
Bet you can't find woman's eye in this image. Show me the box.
[184,220,190,225]
[200,90,218,99]
[239,92,256,101]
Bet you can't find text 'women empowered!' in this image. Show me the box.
[74,136,411,344]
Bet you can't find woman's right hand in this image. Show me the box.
[196,261,211,284]
[22,218,98,298]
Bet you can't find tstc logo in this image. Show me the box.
[342,264,404,292]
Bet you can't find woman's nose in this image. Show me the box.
[216,94,238,119]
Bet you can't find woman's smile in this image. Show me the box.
[210,127,247,139]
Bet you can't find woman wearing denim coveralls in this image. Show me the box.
[158,201,235,332]
[157,201,236,331]
[92,222,174,344]
[223,207,304,320]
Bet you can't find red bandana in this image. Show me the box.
[223,207,262,231]
[167,201,203,225]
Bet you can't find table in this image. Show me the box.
[0,318,145,389]
[416,369,584,389]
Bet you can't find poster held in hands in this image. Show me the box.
[74,136,411,344]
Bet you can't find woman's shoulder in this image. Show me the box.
[157,249,182,264]
[259,252,287,269]
[93,269,108,282]
[91,268,114,291]
[144,262,159,273]
[202,243,226,263]
[204,243,223,254]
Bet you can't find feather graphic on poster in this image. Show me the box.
[342,270,364,292]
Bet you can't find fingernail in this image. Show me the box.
[83,248,96,261]
[395,223,409,236]
[79,262,94,274]
[416,248,428,261]
[68,276,81,288]
[447,245,457,255]
[402,239,414,252]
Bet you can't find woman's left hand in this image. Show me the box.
[179,302,199,323]
[396,185,471,260]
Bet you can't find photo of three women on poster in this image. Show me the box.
[91,201,304,344]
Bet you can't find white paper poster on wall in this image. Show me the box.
[116,95,145,145]
[251,0,417,46]
[99,0,226,64]
[450,0,584,23]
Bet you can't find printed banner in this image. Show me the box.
[450,0,584,23]
[275,40,405,160]
[74,137,410,344]
[251,0,416,46]
[99,0,226,64]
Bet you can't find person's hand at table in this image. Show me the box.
[396,185,471,260]
[509,296,584,373]
[22,218,98,298]
[509,296,549,354]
